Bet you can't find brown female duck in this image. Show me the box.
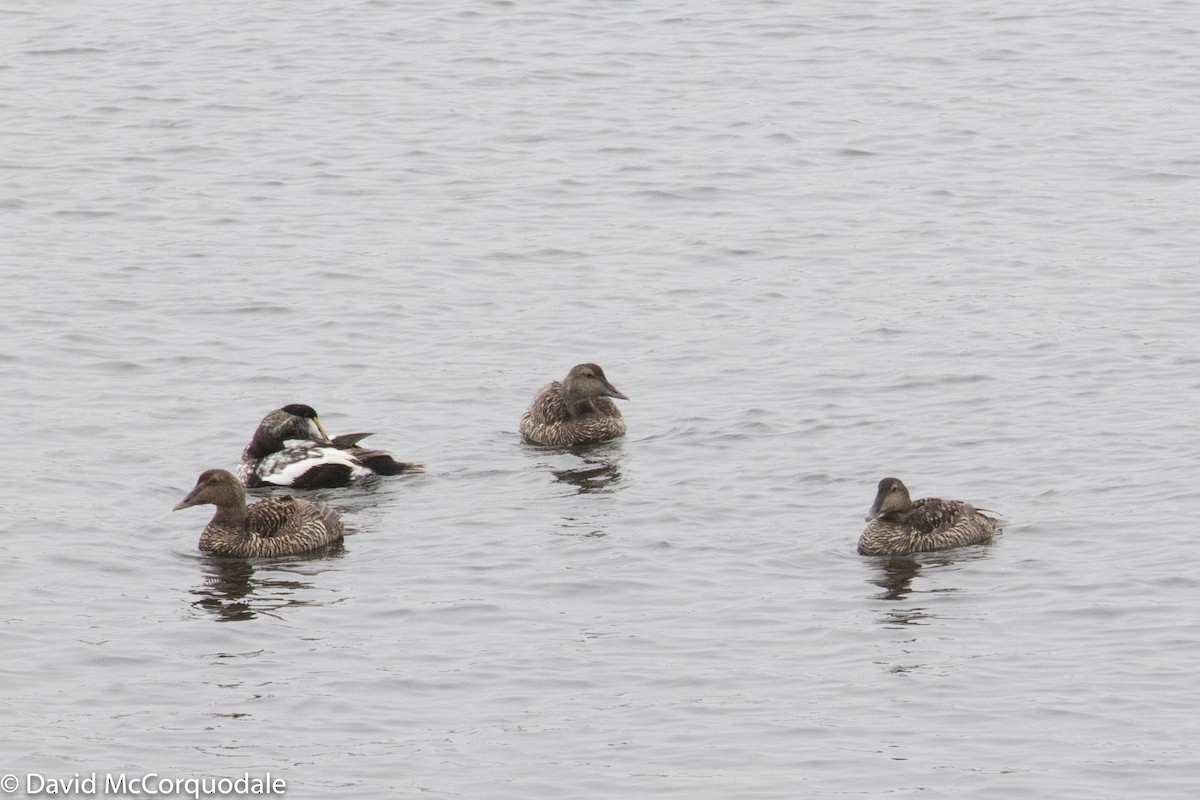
[237,403,422,489]
[519,363,629,446]
[174,468,344,557]
[858,477,1000,556]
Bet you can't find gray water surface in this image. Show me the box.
[4,1,1200,797]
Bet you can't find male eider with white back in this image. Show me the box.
[237,404,422,490]
[858,477,1000,556]
[174,468,344,557]
[519,363,629,446]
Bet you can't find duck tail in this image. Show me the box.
[977,508,1007,529]
[361,454,425,475]
[316,502,345,538]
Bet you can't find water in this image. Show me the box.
[4,0,1200,797]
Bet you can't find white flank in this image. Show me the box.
[257,444,371,486]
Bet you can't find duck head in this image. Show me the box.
[244,404,332,459]
[274,404,332,443]
[562,363,629,410]
[866,477,912,521]
[174,468,247,511]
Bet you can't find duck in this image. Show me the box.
[857,477,1000,556]
[174,468,344,557]
[237,404,422,489]
[519,363,629,446]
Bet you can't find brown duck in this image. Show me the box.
[174,469,344,557]
[519,363,629,446]
[858,477,1000,556]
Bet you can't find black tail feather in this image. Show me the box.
[360,454,422,476]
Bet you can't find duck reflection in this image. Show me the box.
[865,549,992,628]
[553,439,625,492]
[868,556,923,601]
[550,452,624,539]
[551,460,623,493]
[190,545,345,622]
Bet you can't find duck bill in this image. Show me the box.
[173,487,202,511]
[312,416,333,443]
[865,497,884,522]
[604,382,630,401]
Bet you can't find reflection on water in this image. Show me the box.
[536,448,624,538]
[552,460,623,493]
[868,556,924,602]
[866,549,999,678]
[866,549,994,600]
[550,440,625,494]
[865,548,993,629]
[872,555,932,627]
[554,517,611,539]
[191,546,345,622]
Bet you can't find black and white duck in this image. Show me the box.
[237,404,422,490]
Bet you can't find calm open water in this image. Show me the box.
[4,0,1200,797]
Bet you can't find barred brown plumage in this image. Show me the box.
[174,469,344,557]
[857,477,1000,556]
[519,363,629,446]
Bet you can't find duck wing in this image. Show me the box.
[330,432,375,448]
[333,432,423,474]
[248,497,344,553]
[907,498,996,549]
[247,497,302,538]
[522,381,567,427]
[253,441,366,489]
[346,445,423,475]
[904,498,969,536]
